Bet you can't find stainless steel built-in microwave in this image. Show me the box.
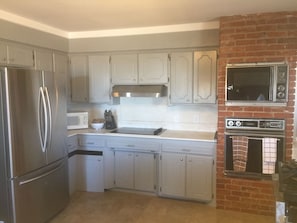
[225,62,288,104]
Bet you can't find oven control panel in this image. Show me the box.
[225,118,285,131]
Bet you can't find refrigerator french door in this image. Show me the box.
[0,67,69,223]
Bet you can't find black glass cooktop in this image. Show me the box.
[110,127,163,135]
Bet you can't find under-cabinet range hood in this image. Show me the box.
[112,85,167,98]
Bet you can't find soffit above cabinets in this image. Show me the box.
[0,0,296,38]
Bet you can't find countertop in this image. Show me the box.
[68,128,217,142]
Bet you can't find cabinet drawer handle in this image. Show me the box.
[86,142,95,145]
[182,149,191,152]
[126,144,135,147]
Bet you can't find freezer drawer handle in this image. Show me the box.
[18,163,63,186]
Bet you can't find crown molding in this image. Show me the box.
[0,9,219,39]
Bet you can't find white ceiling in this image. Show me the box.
[0,0,296,38]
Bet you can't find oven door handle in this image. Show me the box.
[229,136,280,141]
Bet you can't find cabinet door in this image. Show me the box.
[7,43,34,67]
[193,51,217,103]
[35,49,53,72]
[160,152,185,197]
[134,152,156,192]
[186,155,213,201]
[77,155,104,192]
[139,53,168,84]
[103,148,115,189]
[170,52,193,104]
[111,54,138,84]
[69,55,88,102]
[115,151,134,189]
[0,42,7,64]
[88,55,110,103]
[54,53,69,101]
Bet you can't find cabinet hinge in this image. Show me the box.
[160,155,162,161]
[212,194,214,199]
[168,54,171,61]
[154,185,156,190]
[213,159,215,165]
[109,56,111,64]
[159,187,162,192]
[154,154,156,160]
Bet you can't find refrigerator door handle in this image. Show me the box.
[18,162,64,186]
[44,86,52,149]
[38,86,48,153]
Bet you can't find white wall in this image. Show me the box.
[68,98,218,132]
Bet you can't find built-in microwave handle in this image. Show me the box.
[227,85,234,91]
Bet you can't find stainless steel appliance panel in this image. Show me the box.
[44,70,67,163]
[0,70,11,223]
[0,67,69,223]
[12,159,68,223]
[3,68,47,178]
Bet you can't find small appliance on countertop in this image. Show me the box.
[104,110,117,130]
[67,112,89,130]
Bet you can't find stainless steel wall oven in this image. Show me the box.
[224,118,285,179]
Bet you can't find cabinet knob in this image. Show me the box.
[180,157,184,161]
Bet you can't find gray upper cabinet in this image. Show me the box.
[0,42,7,64]
[170,52,193,104]
[193,51,217,104]
[88,55,110,104]
[0,41,34,67]
[35,49,53,72]
[111,54,138,85]
[54,53,69,100]
[69,55,89,102]
[69,54,111,104]
[138,53,168,84]
[170,50,217,104]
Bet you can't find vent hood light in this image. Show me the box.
[112,85,167,98]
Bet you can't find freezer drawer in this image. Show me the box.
[11,159,69,223]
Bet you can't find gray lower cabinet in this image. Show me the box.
[68,135,105,194]
[159,140,215,202]
[114,151,156,192]
[69,134,215,203]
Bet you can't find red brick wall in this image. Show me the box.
[217,11,297,215]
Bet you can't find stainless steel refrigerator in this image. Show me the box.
[0,67,69,223]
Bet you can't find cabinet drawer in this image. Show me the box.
[162,141,215,156]
[67,135,78,153]
[107,138,160,152]
[78,135,105,147]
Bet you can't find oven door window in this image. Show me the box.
[225,134,284,178]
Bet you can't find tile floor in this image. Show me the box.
[49,191,275,223]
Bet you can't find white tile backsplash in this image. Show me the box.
[68,97,218,132]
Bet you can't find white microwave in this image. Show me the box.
[67,112,88,130]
